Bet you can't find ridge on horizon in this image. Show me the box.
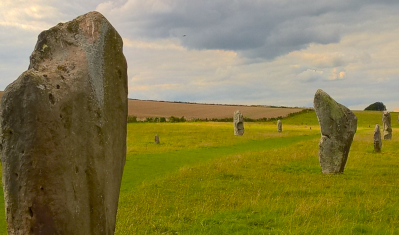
[128,97,308,109]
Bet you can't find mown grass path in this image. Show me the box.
[121,133,319,192]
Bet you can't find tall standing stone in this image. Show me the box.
[233,110,244,135]
[155,134,160,144]
[313,89,357,174]
[382,111,392,140]
[374,124,382,152]
[277,119,282,132]
[0,12,127,234]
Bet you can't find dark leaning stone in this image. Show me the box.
[374,124,382,152]
[313,89,357,174]
[0,11,127,234]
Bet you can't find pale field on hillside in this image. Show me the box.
[128,99,303,119]
[0,91,302,119]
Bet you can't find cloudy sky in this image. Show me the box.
[1,0,399,110]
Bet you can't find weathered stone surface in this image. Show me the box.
[0,11,127,234]
[233,110,244,135]
[374,124,382,152]
[277,119,282,132]
[382,111,392,140]
[313,89,357,174]
[155,134,160,144]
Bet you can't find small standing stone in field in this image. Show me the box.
[155,134,160,144]
[313,89,357,174]
[374,124,382,152]
[234,110,244,135]
[382,111,392,140]
[0,12,127,234]
[277,119,282,132]
[310,127,312,130]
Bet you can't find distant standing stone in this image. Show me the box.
[313,89,357,174]
[277,119,282,132]
[234,110,244,135]
[0,12,127,234]
[155,134,160,144]
[374,124,382,152]
[382,111,392,140]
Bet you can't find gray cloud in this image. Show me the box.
[100,0,399,60]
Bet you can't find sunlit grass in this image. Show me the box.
[116,125,399,234]
[115,110,399,234]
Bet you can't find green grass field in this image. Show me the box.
[0,110,398,234]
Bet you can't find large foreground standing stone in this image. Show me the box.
[382,111,392,140]
[234,110,244,135]
[277,119,282,132]
[0,12,127,234]
[374,124,382,152]
[313,89,357,174]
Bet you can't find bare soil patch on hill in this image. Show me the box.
[128,99,304,120]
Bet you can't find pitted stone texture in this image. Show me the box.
[374,124,382,152]
[313,89,357,174]
[277,120,282,132]
[0,11,127,235]
[382,111,392,140]
[234,110,244,135]
[155,134,160,144]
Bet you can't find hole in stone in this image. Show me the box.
[56,84,60,89]
[28,207,33,217]
[8,130,12,135]
[49,93,55,104]
[15,173,18,178]
[60,75,65,80]
[75,166,79,174]
[40,186,44,191]
[43,74,47,78]
[60,114,63,119]
[21,150,24,154]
